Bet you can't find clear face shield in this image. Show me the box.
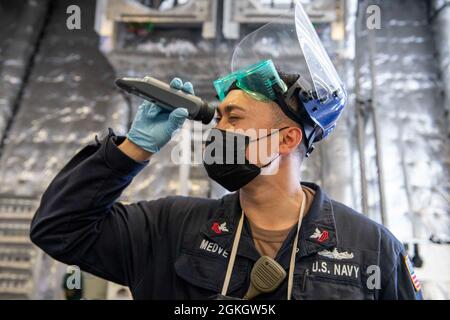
[214,1,347,144]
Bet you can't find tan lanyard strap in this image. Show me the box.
[221,211,244,296]
[221,189,306,299]
[287,189,306,300]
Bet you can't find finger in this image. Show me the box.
[182,81,195,95]
[167,108,189,131]
[141,100,153,108]
[170,77,183,90]
[137,100,153,113]
[146,103,164,118]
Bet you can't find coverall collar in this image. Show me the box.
[200,182,338,267]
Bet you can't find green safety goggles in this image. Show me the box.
[213,59,288,103]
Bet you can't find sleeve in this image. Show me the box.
[30,128,169,288]
[381,251,423,300]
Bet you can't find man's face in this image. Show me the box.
[213,90,282,167]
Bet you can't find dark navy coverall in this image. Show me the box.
[30,129,423,300]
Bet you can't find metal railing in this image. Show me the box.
[0,196,41,299]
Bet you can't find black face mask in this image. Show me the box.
[203,127,287,191]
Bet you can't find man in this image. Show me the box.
[30,67,422,299]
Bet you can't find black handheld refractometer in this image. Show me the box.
[115,76,215,124]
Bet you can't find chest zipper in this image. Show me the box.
[302,269,310,292]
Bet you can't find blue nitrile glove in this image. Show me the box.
[126,77,194,153]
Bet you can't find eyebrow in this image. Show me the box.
[216,104,246,116]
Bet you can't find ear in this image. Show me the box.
[279,127,302,156]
